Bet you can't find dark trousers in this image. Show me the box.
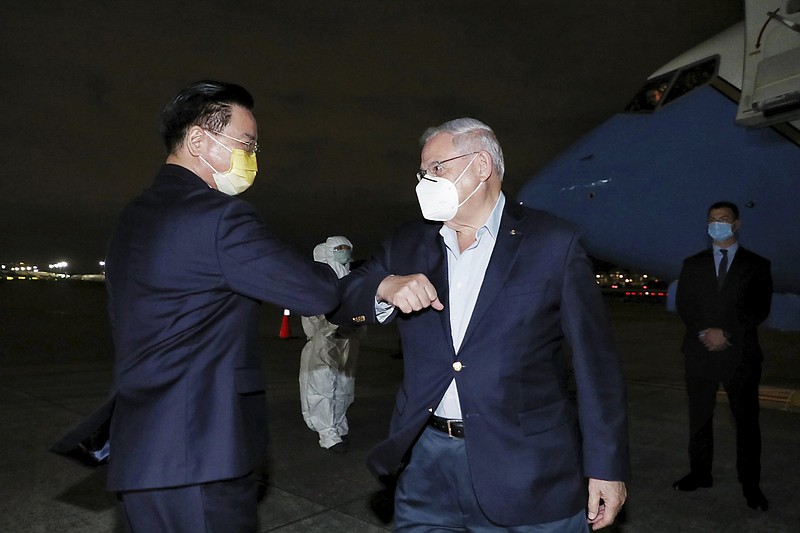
[395,426,588,532]
[117,472,257,533]
[686,363,762,488]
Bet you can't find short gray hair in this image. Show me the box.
[421,117,505,180]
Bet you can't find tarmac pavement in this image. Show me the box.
[0,281,798,532]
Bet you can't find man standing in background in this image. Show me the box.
[674,201,772,512]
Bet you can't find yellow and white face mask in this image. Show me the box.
[200,130,258,195]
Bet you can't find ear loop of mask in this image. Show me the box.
[198,155,219,174]
[454,153,482,208]
[198,130,232,174]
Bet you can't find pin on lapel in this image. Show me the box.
[510,229,522,236]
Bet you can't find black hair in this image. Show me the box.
[160,80,254,154]
[707,201,739,220]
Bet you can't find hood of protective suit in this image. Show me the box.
[313,235,352,279]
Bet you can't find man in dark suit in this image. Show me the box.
[673,201,772,511]
[330,118,629,531]
[87,81,338,531]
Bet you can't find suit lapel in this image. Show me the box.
[458,204,526,350]
[697,249,717,288]
[421,222,455,353]
[720,246,746,292]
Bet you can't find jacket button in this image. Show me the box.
[453,361,463,371]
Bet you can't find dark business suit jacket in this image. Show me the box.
[676,246,772,380]
[329,202,629,526]
[96,164,338,492]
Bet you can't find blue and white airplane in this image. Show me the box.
[518,0,800,331]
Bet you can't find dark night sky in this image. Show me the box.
[1,1,743,272]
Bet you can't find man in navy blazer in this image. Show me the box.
[329,118,629,531]
[673,201,772,511]
[92,81,338,531]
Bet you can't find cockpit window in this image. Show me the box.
[625,73,674,112]
[625,56,719,113]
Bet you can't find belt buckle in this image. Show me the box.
[446,419,454,438]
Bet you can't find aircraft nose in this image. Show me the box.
[517,156,616,226]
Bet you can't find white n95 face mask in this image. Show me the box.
[415,153,480,221]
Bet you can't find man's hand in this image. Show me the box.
[587,479,626,530]
[698,328,730,351]
[376,274,444,314]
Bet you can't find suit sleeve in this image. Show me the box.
[559,232,630,482]
[214,200,339,316]
[327,237,397,327]
[675,260,705,334]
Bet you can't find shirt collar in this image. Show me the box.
[482,193,505,240]
[713,242,738,255]
[440,193,506,243]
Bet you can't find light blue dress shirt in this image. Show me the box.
[375,194,506,420]
[713,242,738,275]
[434,193,505,419]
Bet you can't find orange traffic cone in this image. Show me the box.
[279,309,292,339]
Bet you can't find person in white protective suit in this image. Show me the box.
[299,236,364,452]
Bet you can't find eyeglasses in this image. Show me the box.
[208,130,260,154]
[416,151,479,181]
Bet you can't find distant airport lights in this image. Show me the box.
[624,289,668,298]
[595,269,668,301]
[6,262,40,280]
[2,259,106,282]
[45,261,70,278]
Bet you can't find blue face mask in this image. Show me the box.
[333,249,352,265]
[708,222,734,241]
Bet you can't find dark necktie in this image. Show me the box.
[717,249,728,288]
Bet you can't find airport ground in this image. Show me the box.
[0,281,798,532]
